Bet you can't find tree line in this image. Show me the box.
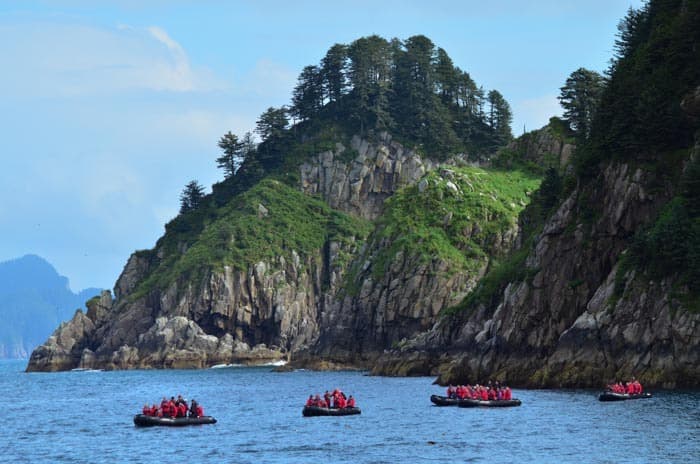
[180,34,517,214]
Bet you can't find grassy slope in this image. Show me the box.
[366,166,541,281]
[133,178,372,298]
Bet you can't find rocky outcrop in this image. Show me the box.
[311,166,528,364]
[28,248,338,371]
[373,157,700,387]
[27,136,458,372]
[503,123,575,169]
[300,133,445,220]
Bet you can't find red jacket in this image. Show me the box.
[196,405,204,417]
[347,398,355,408]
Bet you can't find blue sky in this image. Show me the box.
[0,0,643,291]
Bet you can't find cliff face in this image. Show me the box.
[27,136,489,371]
[312,165,535,363]
[300,133,442,220]
[372,146,700,387]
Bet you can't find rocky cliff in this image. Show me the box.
[311,165,538,364]
[29,135,523,372]
[371,97,700,388]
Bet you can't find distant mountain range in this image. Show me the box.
[0,254,101,358]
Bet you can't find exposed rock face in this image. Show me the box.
[300,133,443,220]
[373,158,700,388]
[313,166,524,363]
[27,136,460,372]
[505,125,575,169]
[27,251,332,370]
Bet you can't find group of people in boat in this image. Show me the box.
[447,382,513,401]
[141,395,205,418]
[305,388,357,409]
[606,379,644,395]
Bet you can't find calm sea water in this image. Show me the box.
[1,360,698,463]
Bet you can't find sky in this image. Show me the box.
[0,0,644,292]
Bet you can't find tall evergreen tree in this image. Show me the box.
[347,35,393,133]
[320,44,349,104]
[179,180,205,214]
[216,131,244,179]
[487,90,513,144]
[291,65,323,122]
[256,107,289,170]
[558,68,605,139]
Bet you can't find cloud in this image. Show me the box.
[0,20,226,97]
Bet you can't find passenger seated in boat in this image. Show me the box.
[347,395,356,408]
[168,398,178,418]
[177,401,188,417]
[504,386,512,400]
[446,385,455,398]
[334,394,346,409]
[142,404,152,416]
[324,391,331,407]
[305,395,314,407]
[488,387,497,401]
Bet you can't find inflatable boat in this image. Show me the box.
[133,414,217,427]
[598,392,652,402]
[302,406,361,417]
[430,394,461,406]
[458,398,522,408]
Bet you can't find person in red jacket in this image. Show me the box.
[481,387,489,401]
[178,402,188,418]
[446,385,455,398]
[346,395,356,408]
[488,388,497,401]
[305,395,314,407]
[465,385,473,399]
[504,386,512,401]
[336,394,346,409]
[142,404,151,416]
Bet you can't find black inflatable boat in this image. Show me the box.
[302,406,361,417]
[430,394,461,406]
[133,414,217,427]
[598,392,652,402]
[458,398,522,408]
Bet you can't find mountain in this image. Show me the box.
[0,255,101,358]
[27,8,700,389]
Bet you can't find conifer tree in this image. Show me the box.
[558,68,605,139]
[179,180,205,214]
[216,132,244,179]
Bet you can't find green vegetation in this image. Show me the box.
[134,34,536,303]
[578,0,700,174]
[443,238,535,316]
[133,179,371,298]
[558,68,605,140]
[368,166,540,281]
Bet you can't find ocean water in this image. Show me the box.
[2,360,698,463]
